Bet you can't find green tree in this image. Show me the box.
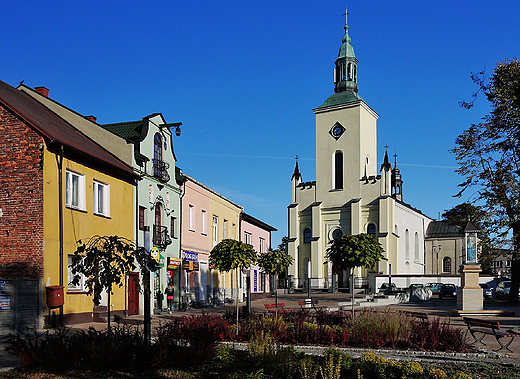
[441,203,493,272]
[209,238,257,331]
[257,247,294,308]
[69,235,156,340]
[453,58,520,303]
[326,234,386,312]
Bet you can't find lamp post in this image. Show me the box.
[433,245,441,275]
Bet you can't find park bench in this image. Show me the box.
[264,303,288,313]
[463,317,520,352]
[404,311,429,321]
[298,299,324,311]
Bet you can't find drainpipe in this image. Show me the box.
[58,145,64,325]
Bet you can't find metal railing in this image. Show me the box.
[152,159,170,183]
[153,225,172,249]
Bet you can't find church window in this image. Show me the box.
[414,232,419,262]
[443,257,452,273]
[303,228,312,244]
[405,229,410,260]
[367,224,376,238]
[331,228,343,240]
[334,151,343,190]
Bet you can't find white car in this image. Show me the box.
[496,281,511,300]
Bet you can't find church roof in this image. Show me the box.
[316,91,365,109]
[425,221,461,238]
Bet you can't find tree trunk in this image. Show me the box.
[107,290,111,344]
[235,267,239,335]
[509,222,520,305]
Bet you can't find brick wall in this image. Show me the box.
[0,104,44,278]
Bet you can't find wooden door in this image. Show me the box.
[128,272,139,315]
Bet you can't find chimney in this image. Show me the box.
[85,115,97,123]
[34,86,49,97]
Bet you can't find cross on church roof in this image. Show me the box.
[343,8,351,25]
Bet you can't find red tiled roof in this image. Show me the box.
[0,80,138,180]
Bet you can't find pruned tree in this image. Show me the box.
[257,247,294,308]
[209,238,257,332]
[69,235,156,340]
[326,233,386,312]
[453,58,520,303]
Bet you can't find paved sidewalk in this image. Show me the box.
[2,292,519,371]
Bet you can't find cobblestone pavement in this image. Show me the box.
[2,292,520,371]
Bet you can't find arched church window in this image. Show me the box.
[303,228,312,244]
[334,151,343,190]
[443,257,452,273]
[405,229,410,260]
[414,232,419,262]
[367,224,376,238]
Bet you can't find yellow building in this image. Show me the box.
[0,80,138,327]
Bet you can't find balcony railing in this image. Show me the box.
[152,159,170,183]
[153,225,172,249]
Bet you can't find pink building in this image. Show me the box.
[241,213,277,301]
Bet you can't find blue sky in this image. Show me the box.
[3,1,519,247]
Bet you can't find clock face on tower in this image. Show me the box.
[329,122,345,140]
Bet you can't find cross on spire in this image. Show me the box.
[343,8,351,25]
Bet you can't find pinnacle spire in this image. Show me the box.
[334,10,359,94]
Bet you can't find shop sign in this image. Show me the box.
[167,257,181,270]
[182,260,200,271]
[182,250,198,262]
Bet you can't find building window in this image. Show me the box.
[303,228,312,243]
[334,151,343,190]
[223,219,228,239]
[443,257,452,273]
[244,231,252,245]
[414,232,419,262]
[188,204,195,231]
[66,170,86,211]
[212,215,218,246]
[139,206,146,230]
[367,224,376,238]
[68,255,86,291]
[259,237,265,254]
[170,216,176,238]
[201,209,207,235]
[93,180,110,216]
[405,229,410,260]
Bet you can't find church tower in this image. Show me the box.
[313,12,379,207]
[288,12,431,290]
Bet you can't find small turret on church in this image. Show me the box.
[291,156,302,203]
[380,149,392,196]
[391,154,403,201]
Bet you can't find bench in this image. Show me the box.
[264,303,287,313]
[463,317,519,352]
[404,311,429,321]
[298,299,324,311]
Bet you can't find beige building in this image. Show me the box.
[288,17,432,290]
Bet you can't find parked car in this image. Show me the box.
[479,283,493,299]
[426,283,443,295]
[438,284,457,299]
[407,283,423,292]
[379,282,396,293]
[496,281,511,300]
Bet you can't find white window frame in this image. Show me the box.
[66,170,86,211]
[259,237,265,254]
[188,204,195,231]
[93,180,110,217]
[244,231,252,245]
[68,255,87,291]
[201,209,207,235]
[212,215,218,246]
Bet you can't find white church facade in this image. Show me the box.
[287,16,433,290]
